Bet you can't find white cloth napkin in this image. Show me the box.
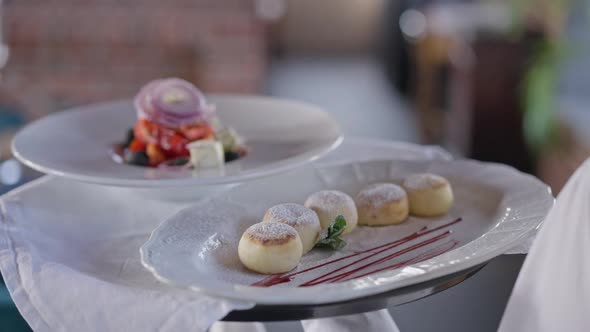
[0,179,255,332]
[0,138,532,332]
[302,309,400,332]
[499,158,590,332]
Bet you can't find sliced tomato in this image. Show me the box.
[128,139,146,152]
[180,123,215,141]
[161,133,190,157]
[134,119,159,145]
[134,119,190,158]
[146,143,167,166]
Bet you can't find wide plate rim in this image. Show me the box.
[140,158,554,305]
[11,96,343,188]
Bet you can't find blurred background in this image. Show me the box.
[0,0,588,331]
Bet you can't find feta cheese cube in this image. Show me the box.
[216,126,242,152]
[187,140,224,169]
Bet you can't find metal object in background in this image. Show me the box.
[223,263,486,321]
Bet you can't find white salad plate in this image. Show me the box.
[12,95,342,187]
[141,158,554,305]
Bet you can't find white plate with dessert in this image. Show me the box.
[140,158,553,304]
[12,78,342,187]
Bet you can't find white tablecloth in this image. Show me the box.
[0,138,531,331]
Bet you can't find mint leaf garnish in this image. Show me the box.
[315,215,347,250]
[315,237,347,250]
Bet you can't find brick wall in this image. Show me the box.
[2,0,269,119]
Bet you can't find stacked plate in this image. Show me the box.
[10,94,553,306]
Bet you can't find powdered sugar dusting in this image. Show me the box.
[356,183,407,210]
[305,190,354,208]
[244,222,298,244]
[264,203,320,227]
[404,173,448,190]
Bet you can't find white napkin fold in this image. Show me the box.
[0,185,254,332]
[302,309,400,332]
[499,158,590,332]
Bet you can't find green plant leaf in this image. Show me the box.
[522,41,559,153]
[315,237,347,250]
[315,215,347,250]
[327,215,346,238]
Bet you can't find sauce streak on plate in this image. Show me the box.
[252,218,462,287]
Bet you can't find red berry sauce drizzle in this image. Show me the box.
[251,217,462,287]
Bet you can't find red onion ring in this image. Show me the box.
[134,78,215,128]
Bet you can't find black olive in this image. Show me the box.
[125,151,150,167]
[167,157,189,166]
[121,128,135,149]
[224,151,240,163]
